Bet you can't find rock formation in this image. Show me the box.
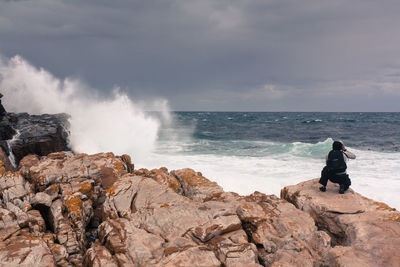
[281,179,400,266]
[0,112,70,167]
[0,151,399,266]
[0,93,6,118]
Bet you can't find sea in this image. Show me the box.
[138,112,400,210]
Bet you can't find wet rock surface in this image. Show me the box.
[0,151,398,266]
[0,112,70,166]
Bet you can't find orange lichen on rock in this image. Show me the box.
[113,161,125,176]
[0,160,5,175]
[65,195,83,216]
[78,182,92,195]
[174,168,218,187]
[107,183,119,196]
[374,201,396,211]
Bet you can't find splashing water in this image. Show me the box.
[0,55,165,161]
[6,129,21,168]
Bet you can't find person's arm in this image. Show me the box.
[343,150,356,159]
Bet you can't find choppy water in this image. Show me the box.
[138,112,400,210]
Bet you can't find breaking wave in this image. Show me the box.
[0,55,166,161]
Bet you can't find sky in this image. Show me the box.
[1,0,400,111]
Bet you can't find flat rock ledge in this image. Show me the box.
[0,152,398,267]
[281,179,400,267]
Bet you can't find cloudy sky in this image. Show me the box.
[1,0,400,111]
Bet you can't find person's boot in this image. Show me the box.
[339,184,345,194]
[319,186,326,192]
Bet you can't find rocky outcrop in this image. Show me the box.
[0,147,14,172]
[281,179,400,267]
[0,112,70,166]
[0,151,399,266]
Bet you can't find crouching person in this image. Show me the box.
[319,140,356,194]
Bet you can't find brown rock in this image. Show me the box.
[238,192,331,266]
[103,174,187,220]
[0,208,20,241]
[0,168,32,204]
[0,236,56,266]
[98,218,165,266]
[119,154,134,174]
[83,242,118,267]
[136,167,182,193]
[19,151,130,191]
[0,147,14,172]
[48,243,69,266]
[281,179,400,267]
[156,246,221,267]
[171,168,224,201]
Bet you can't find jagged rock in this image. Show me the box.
[0,162,33,208]
[103,174,187,220]
[281,179,400,267]
[156,246,221,267]
[135,167,182,193]
[19,151,129,191]
[0,207,20,241]
[49,243,69,266]
[83,242,118,267]
[0,148,14,172]
[16,151,133,265]
[119,154,134,174]
[0,94,6,118]
[171,168,224,201]
[99,217,165,266]
[2,150,399,267]
[0,236,56,266]
[237,192,331,266]
[31,192,54,207]
[0,112,70,165]
[208,229,261,267]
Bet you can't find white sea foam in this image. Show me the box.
[0,55,164,161]
[138,140,400,210]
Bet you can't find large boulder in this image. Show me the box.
[281,179,400,267]
[0,112,70,165]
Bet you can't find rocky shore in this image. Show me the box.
[0,150,399,267]
[0,109,399,266]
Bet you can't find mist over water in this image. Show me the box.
[0,55,163,161]
[1,55,399,210]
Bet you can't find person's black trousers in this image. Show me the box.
[319,166,351,189]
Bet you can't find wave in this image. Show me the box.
[138,138,400,210]
[0,55,168,161]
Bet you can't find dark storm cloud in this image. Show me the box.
[1,0,400,111]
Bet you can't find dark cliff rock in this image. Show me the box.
[0,93,6,118]
[0,112,70,166]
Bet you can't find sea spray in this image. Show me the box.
[0,55,165,161]
[6,129,21,168]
